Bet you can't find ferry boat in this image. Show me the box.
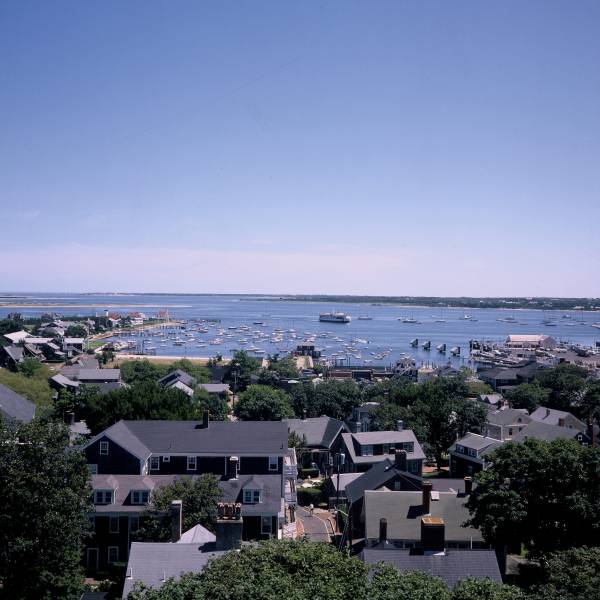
[319,312,351,323]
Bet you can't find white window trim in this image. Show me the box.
[99,441,109,456]
[163,455,170,463]
[107,546,119,563]
[187,456,197,471]
[94,490,113,505]
[268,456,278,471]
[149,456,160,471]
[132,490,149,505]
[243,489,261,504]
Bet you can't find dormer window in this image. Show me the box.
[94,490,113,505]
[361,445,373,457]
[467,448,477,457]
[131,490,150,505]
[99,441,109,456]
[243,489,261,504]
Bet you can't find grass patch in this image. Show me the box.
[0,364,54,411]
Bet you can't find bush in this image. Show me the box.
[299,467,320,479]
[297,487,322,506]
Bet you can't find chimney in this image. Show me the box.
[227,456,239,480]
[394,449,407,472]
[170,500,182,542]
[215,502,243,551]
[396,419,404,431]
[464,476,473,495]
[195,410,210,429]
[421,516,445,552]
[558,417,565,427]
[422,481,432,515]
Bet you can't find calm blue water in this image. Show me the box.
[1,293,598,367]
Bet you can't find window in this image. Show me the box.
[467,448,477,457]
[187,456,197,470]
[361,445,373,457]
[243,489,261,504]
[99,441,109,456]
[508,428,513,437]
[577,434,583,441]
[456,445,465,454]
[149,456,160,471]
[379,518,387,543]
[109,516,119,533]
[163,456,170,463]
[130,516,139,533]
[132,490,150,505]
[409,461,419,473]
[382,444,390,454]
[88,464,98,474]
[268,456,278,471]
[261,516,272,534]
[108,546,119,563]
[94,490,113,505]
[89,516,95,533]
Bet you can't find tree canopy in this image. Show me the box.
[466,438,600,555]
[136,475,222,542]
[65,324,88,338]
[0,418,91,599]
[234,384,294,421]
[82,382,205,434]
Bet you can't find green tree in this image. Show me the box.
[369,564,450,600]
[466,439,600,555]
[535,364,588,413]
[137,475,222,542]
[451,578,525,600]
[0,363,53,410]
[529,546,600,600]
[130,539,370,600]
[228,351,261,391]
[194,387,229,421]
[120,359,167,385]
[17,357,43,378]
[579,379,600,423]
[82,382,204,434]
[234,385,294,421]
[0,419,91,599]
[65,324,88,338]
[0,318,23,347]
[504,382,550,413]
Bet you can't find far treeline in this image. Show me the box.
[268,295,600,311]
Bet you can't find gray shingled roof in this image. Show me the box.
[361,549,502,588]
[452,433,503,454]
[219,474,283,516]
[158,369,195,388]
[85,420,288,457]
[529,406,584,428]
[364,490,483,543]
[199,383,230,394]
[342,431,426,464]
[121,543,225,598]
[91,474,180,512]
[486,408,531,427]
[3,345,24,362]
[75,368,120,381]
[178,524,216,544]
[0,383,35,423]
[511,421,583,443]
[345,458,421,504]
[285,416,346,449]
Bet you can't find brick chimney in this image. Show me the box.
[464,476,473,495]
[170,500,182,542]
[215,502,243,551]
[421,516,445,552]
[394,449,407,471]
[422,481,432,515]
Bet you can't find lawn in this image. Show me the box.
[0,364,55,412]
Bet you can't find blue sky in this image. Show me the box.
[1,1,599,295]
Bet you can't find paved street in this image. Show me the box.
[297,506,331,542]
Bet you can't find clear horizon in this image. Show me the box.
[2,1,599,296]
